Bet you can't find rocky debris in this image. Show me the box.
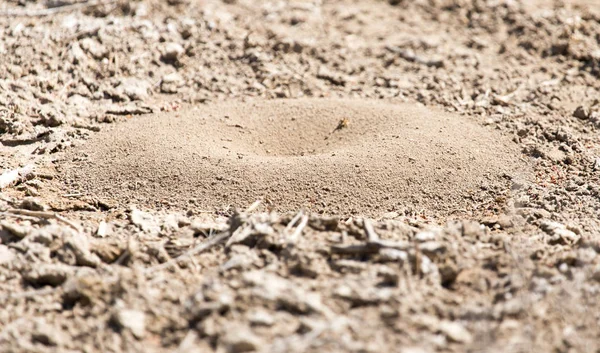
[0,244,16,265]
[1,220,29,239]
[112,307,147,339]
[540,220,581,246]
[66,232,102,267]
[438,321,473,344]
[0,205,598,352]
[573,106,589,120]
[386,46,445,68]
[161,72,185,94]
[221,324,263,353]
[23,263,74,286]
[80,38,108,60]
[592,265,600,283]
[105,104,153,115]
[31,319,66,346]
[62,272,107,306]
[247,309,275,327]
[115,78,152,101]
[130,208,160,234]
[161,42,185,62]
[241,270,329,315]
[317,66,347,86]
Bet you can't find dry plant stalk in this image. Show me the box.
[4,209,81,232]
[0,0,117,17]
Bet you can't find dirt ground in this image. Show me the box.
[2,0,600,352]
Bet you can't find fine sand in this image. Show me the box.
[62,99,529,215]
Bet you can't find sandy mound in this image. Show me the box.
[62,99,529,215]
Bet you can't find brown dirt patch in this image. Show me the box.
[62,99,528,215]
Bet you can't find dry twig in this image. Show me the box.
[226,223,253,247]
[0,0,116,17]
[245,199,262,213]
[4,209,81,232]
[287,214,309,244]
[386,46,444,68]
[285,210,304,233]
[363,218,379,243]
[144,232,229,274]
[331,218,411,255]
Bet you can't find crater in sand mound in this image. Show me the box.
[62,99,529,215]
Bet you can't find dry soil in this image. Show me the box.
[2,0,600,353]
[63,98,528,216]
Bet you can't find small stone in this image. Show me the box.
[162,214,180,232]
[80,38,107,60]
[62,273,104,306]
[32,319,65,346]
[533,209,551,219]
[480,215,498,226]
[162,42,185,61]
[69,42,87,65]
[130,208,160,234]
[19,197,47,211]
[379,304,399,319]
[498,319,521,333]
[558,262,569,273]
[0,221,28,239]
[381,211,399,220]
[38,107,64,127]
[418,242,446,259]
[161,72,184,94]
[415,231,436,242]
[221,252,257,271]
[114,309,146,339]
[67,94,91,107]
[241,271,328,315]
[461,220,483,238]
[419,254,436,275]
[66,232,101,267]
[438,321,473,344]
[377,265,399,286]
[317,66,346,86]
[439,261,459,286]
[540,220,580,245]
[591,264,600,283]
[497,214,513,229]
[0,244,15,265]
[222,325,262,353]
[495,298,525,317]
[573,105,589,119]
[116,78,151,101]
[24,264,74,286]
[377,248,409,263]
[247,309,274,327]
[96,221,108,238]
[162,72,184,85]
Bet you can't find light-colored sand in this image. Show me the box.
[62,99,529,215]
